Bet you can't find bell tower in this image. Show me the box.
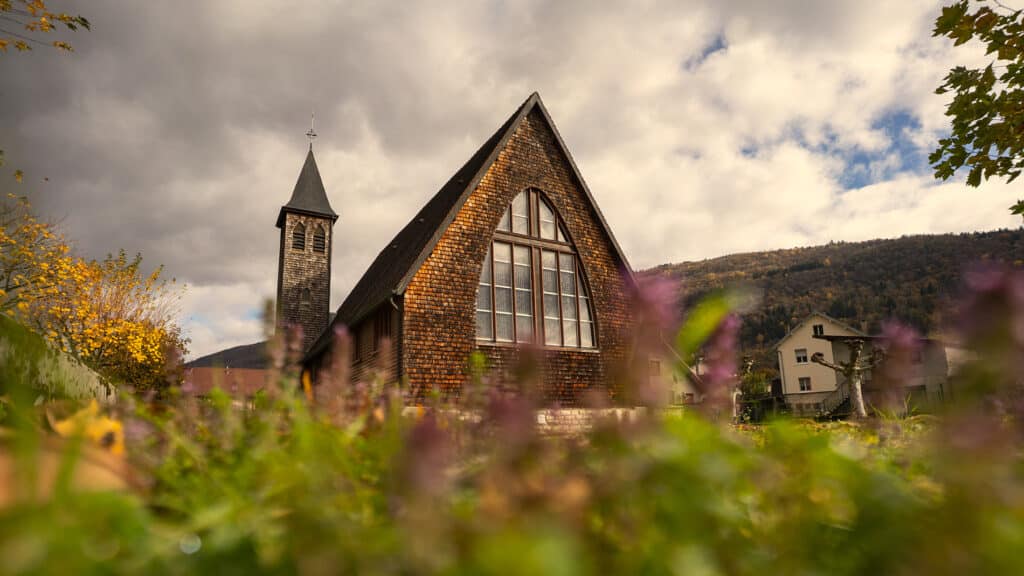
[276,121,337,351]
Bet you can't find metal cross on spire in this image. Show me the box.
[306,112,317,149]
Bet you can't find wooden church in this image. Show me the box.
[193,93,637,404]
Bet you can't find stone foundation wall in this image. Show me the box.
[400,406,683,436]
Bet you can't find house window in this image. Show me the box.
[795,348,808,363]
[292,223,306,251]
[812,324,824,336]
[476,189,596,349]
[649,359,661,384]
[313,225,326,253]
[799,377,811,391]
[374,308,392,350]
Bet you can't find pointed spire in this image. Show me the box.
[276,147,337,228]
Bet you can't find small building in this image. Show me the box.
[775,312,864,416]
[776,312,950,417]
[648,356,706,406]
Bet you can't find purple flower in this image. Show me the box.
[634,274,682,335]
[697,313,740,416]
[403,414,452,496]
[874,320,922,409]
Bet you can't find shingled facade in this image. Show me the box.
[306,93,636,404]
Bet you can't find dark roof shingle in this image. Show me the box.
[276,147,338,227]
[327,95,532,331]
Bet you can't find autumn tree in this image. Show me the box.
[931,0,1024,216]
[0,0,89,53]
[21,249,187,391]
[2,194,187,392]
[0,193,66,311]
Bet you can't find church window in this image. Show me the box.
[313,225,326,253]
[511,191,529,235]
[292,223,306,251]
[476,189,596,349]
[539,199,556,239]
[299,288,311,310]
[476,246,494,339]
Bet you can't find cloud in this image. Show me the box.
[1,0,1018,358]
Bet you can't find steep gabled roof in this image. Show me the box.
[276,147,338,227]
[307,92,634,358]
[772,312,865,351]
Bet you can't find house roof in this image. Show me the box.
[184,367,269,397]
[306,92,634,360]
[276,147,338,228]
[771,312,865,350]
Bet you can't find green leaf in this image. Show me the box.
[674,292,733,361]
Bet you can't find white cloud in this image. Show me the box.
[3,0,1019,359]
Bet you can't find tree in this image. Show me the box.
[20,249,188,392]
[0,193,66,311]
[2,194,187,392]
[810,340,885,419]
[0,0,89,53]
[1,1,90,177]
[931,0,1024,217]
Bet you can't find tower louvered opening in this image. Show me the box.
[292,223,306,251]
[313,225,326,253]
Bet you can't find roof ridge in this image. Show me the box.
[771,311,866,350]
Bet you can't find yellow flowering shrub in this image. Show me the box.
[2,194,187,391]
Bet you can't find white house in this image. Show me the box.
[774,312,864,416]
[776,312,951,417]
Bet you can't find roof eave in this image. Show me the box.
[276,206,340,228]
[392,93,540,296]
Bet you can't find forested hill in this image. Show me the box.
[640,228,1024,353]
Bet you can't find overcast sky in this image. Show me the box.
[2,0,1021,359]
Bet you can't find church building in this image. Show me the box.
[300,93,637,403]
[190,93,637,405]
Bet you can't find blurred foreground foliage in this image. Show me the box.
[3,383,1022,576]
[1,265,1024,575]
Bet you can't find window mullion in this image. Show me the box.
[490,244,496,342]
[576,259,583,347]
[555,250,564,347]
[536,243,544,338]
[511,243,517,341]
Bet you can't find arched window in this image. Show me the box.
[476,189,595,348]
[313,225,326,253]
[300,287,311,310]
[292,223,306,251]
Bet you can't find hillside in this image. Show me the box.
[186,341,268,369]
[640,228,1024,362]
